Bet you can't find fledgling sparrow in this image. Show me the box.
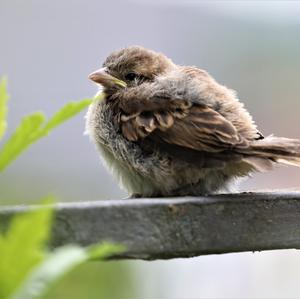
[86,46,300,197]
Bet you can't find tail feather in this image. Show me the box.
[240,136,300,170]
[276,158,300,167]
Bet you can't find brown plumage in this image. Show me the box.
[86,46,300,197]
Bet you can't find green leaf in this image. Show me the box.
[0,198,54,299]
[11,243,124,299]
[93,91,105,102]
[0,98,93,172]
[0,77,9,140]
[41,99,93,134]
[88,242,125,260]
[0,112,46,172]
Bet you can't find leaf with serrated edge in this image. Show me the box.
[0,98,93,172]
[41,99,92,134]
[0,112,45,171]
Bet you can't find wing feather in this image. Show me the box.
[120,98,248,152]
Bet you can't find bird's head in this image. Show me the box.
[89,46,175,94]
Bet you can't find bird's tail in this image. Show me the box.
[240,136,300,172]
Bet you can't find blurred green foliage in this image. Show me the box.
[0,77,93,172]
[0,200,124,299]
[0,78,133,299]
[0,198,53,299]
[42,261,136,299]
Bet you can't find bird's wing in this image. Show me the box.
[119,96,248,153]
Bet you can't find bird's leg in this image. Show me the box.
[125,193,143,199]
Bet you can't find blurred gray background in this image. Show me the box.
[1,0,300,298]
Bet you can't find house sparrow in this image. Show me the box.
[86,46,300,197]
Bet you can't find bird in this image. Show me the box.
[86,46,300,197]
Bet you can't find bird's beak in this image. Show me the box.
[88,67,127,88]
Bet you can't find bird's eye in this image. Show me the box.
[125,72,138,81]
